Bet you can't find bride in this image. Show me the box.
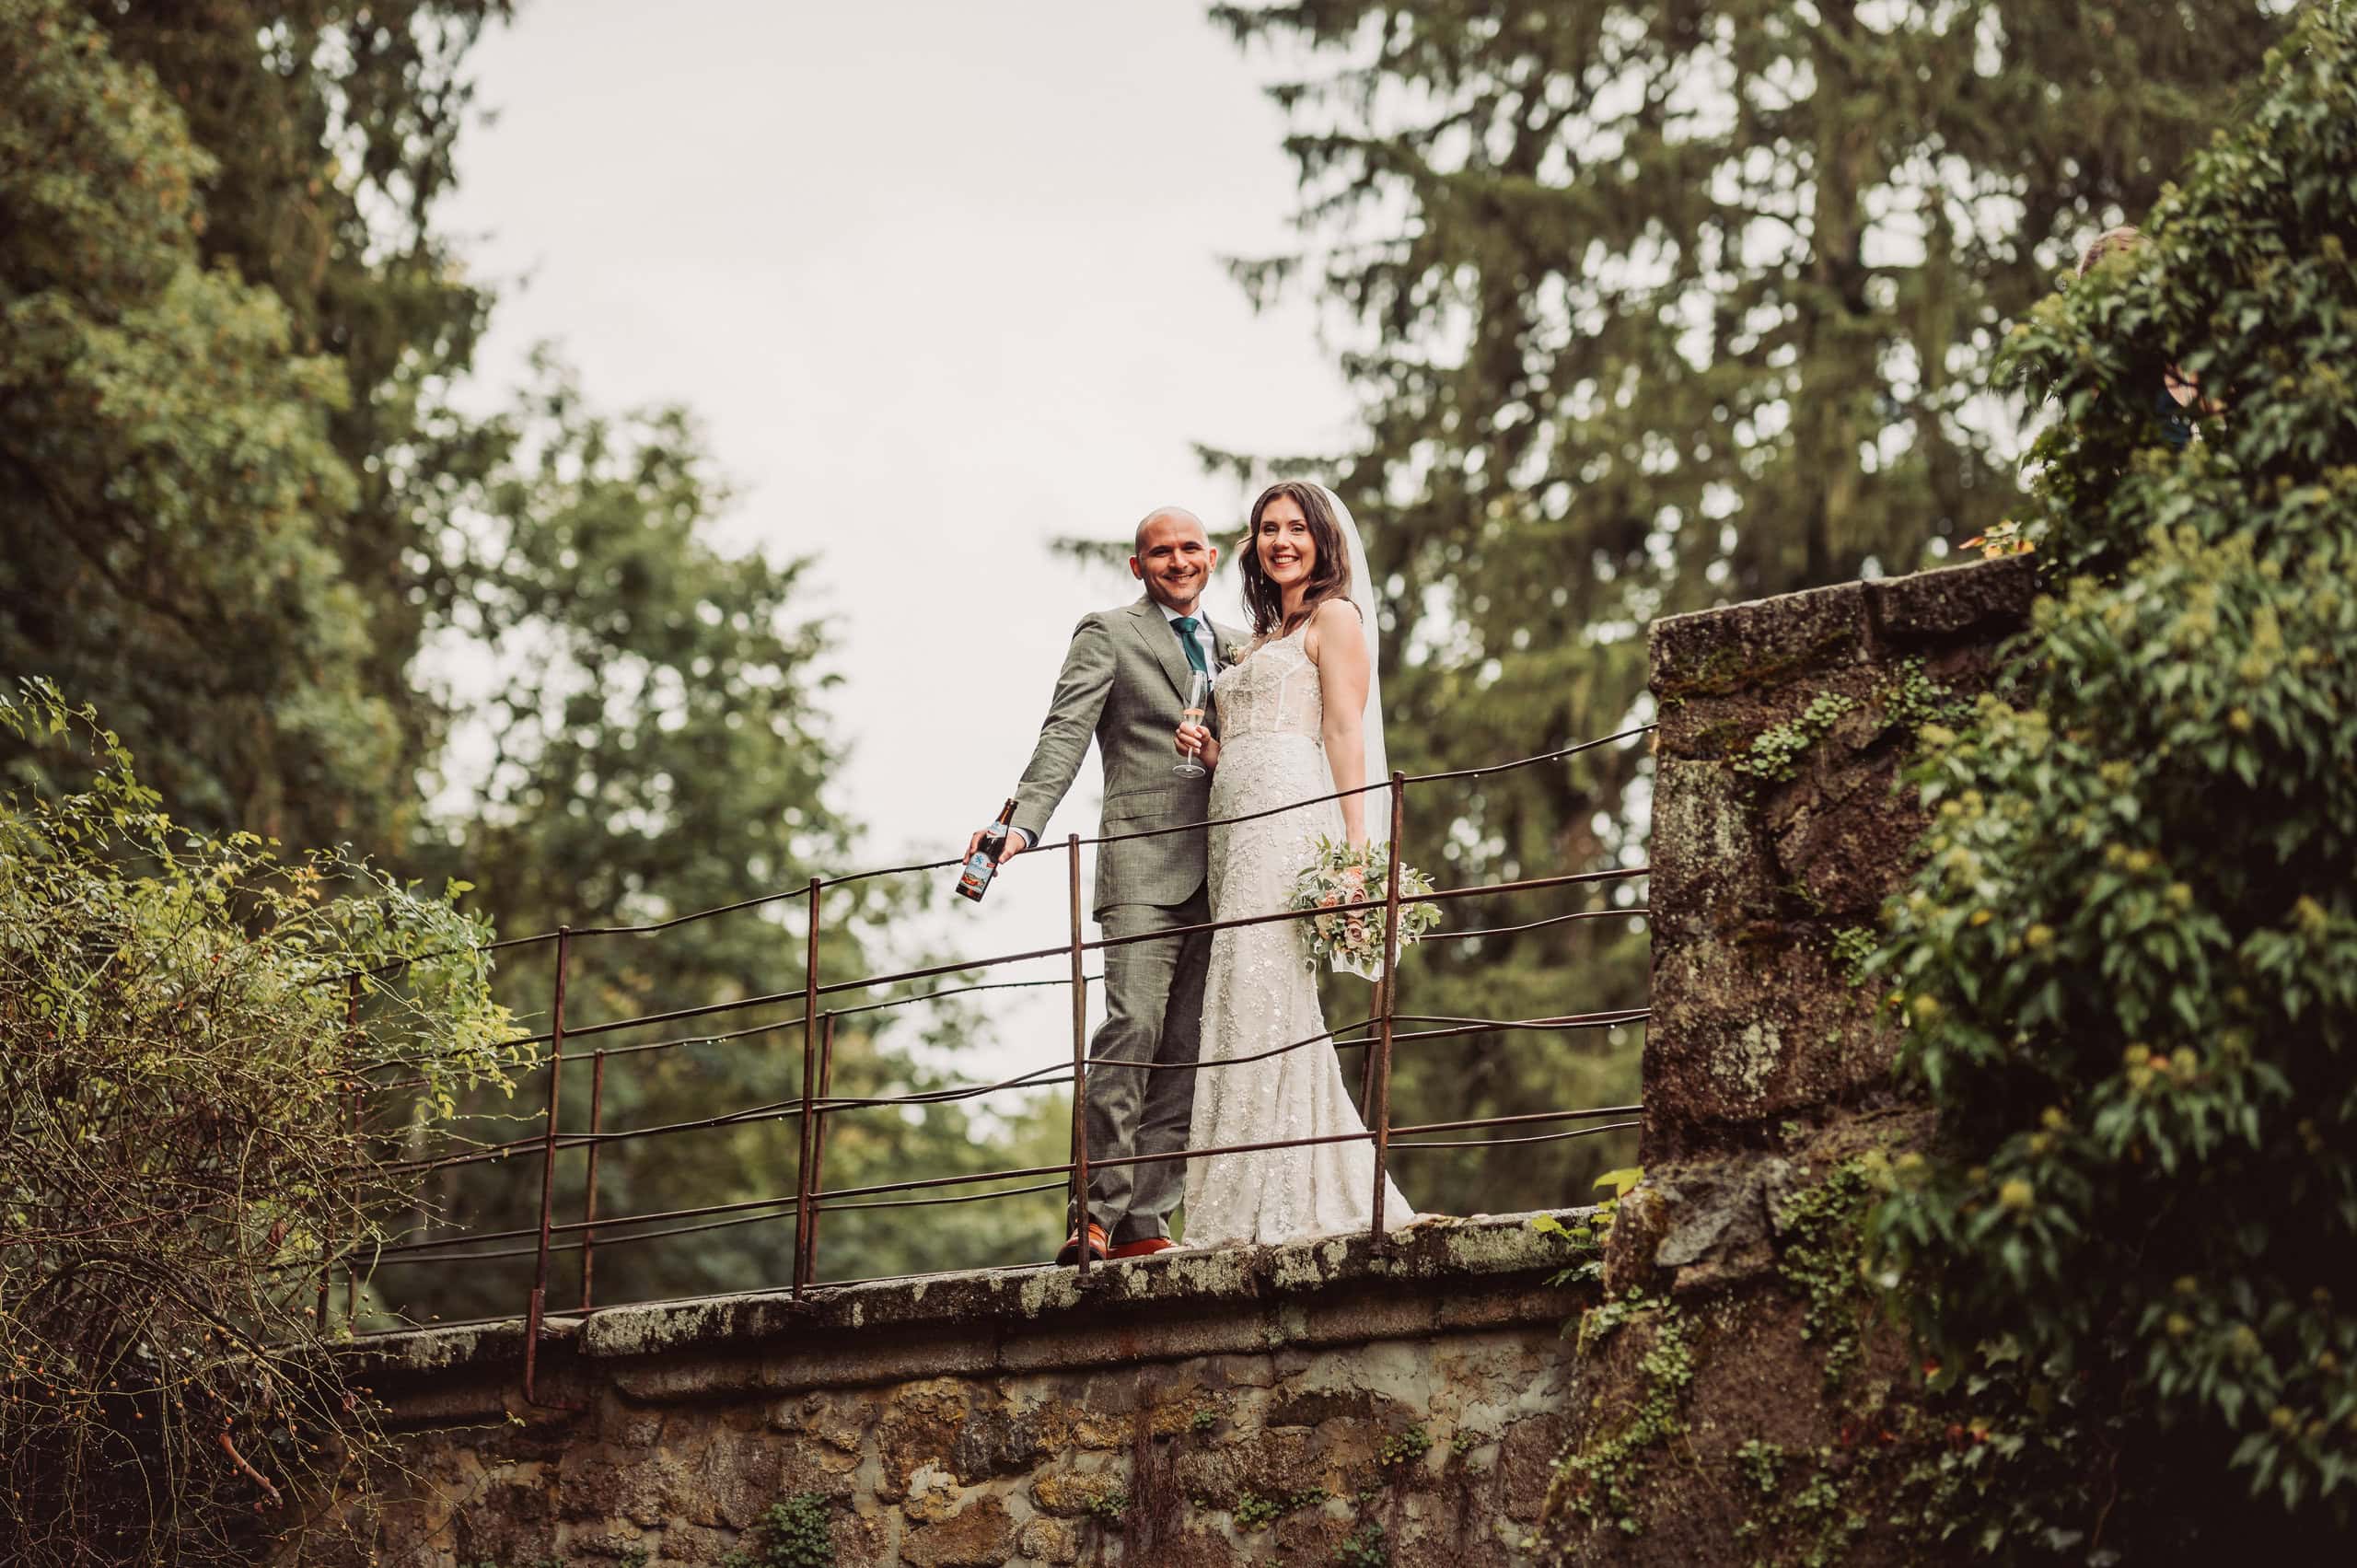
[1170,481,1417,1247]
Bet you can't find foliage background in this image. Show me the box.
[1866,7,2357,1553]
[1183,0,2296,1217]
[0,686,517,1567]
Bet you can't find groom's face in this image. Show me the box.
[1131,514,1217,612]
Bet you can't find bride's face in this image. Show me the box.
[1256,496,1315,590]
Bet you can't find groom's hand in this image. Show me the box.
[1175,722,1217,772]
[966,825,1027,866]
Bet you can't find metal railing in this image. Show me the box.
[324,723,1655,1401]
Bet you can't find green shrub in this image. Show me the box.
[0,685,519,1566]
[720,1493,836,1567]
[1868,10,2357,1557]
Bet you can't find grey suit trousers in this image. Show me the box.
[1079,889,1212,1243]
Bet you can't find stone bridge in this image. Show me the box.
[331,558,2035,1567]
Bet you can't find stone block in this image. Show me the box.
[1649,760,1782,940]
[876,1378,980,1501]
[560,1522,654,1560]
[1652,1155,1800,1292]
[1015,1515,1081,1564]
[1265,1386,1398,1427]
[1029,1469,1123,1517]
[599,1401,664,1447]
[1645,934,1896,1158]
[449,1487,557,1567]
[900,1493,1016,1567]
[1652,576,1870,700]
[1171,1426,1328,1508]
[557,1446,678,1527]
[1864,554,2035,642]
[1762,739,1926,921]
[949,1402,1058,1482]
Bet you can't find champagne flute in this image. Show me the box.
[1174,669,1211,778]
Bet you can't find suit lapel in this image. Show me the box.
[1128,598,1196,704]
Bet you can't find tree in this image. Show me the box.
[1870,8,2357,1551]
[1210,0,2294,1210]
[377,357,1067,1321]
[2,2,1057,1311]
[79,0,512,847]
[0,0,385,842]
[0,684,517,1568]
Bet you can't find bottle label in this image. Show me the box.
[958,850,995,897]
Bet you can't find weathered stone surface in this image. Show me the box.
[1649,760,1782,941]
[1171,1427,1328,1508]
[900,1493,1016,1567]
[1652,1156,1799,1291]
[1265,1386,1395,1427]
[1652,575,1872,700]
[1642,561,2025,1173]
[1027,1468,1122,1517]
[652,1519,738,1564]
[1496,1413,1569,1523]
[877,1379,976,1502]
[1863,553,2035,639]
[1014,1514,1079,1564]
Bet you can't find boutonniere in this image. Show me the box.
[1220,642,1247,668]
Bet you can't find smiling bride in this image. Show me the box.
[1170,482,1419,1248]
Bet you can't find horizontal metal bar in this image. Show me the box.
[814,1180,1067,1215]
[325,724,1655,992]
[1388,1119,1643,1150]
[1427,906,1650,943]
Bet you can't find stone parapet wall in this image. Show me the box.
[343,1217,1596,1567]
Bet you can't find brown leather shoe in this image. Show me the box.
[1054,1223,1109,1265]
[1108,1237,1177,1260]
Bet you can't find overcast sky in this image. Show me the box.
[441,2,1359,1070]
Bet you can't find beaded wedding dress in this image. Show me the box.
[1179,516,1417,1248]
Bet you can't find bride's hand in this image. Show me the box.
[1175,722,1217,772]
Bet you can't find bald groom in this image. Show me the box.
[965,507,1246,1264]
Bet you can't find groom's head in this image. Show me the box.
[1131,507,1217,614]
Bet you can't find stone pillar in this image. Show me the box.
[1537,559,2034,1565]
[1643,557,2034,1168]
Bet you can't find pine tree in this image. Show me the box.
[1211,0,2294,1212]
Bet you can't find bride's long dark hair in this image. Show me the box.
[1238,481,1353,637]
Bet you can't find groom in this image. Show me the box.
[968,506,1244,1264]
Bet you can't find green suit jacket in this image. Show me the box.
[1012,597,1246,913]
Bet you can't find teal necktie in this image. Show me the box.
[1172,616,1212,678]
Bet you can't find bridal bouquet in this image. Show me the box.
[1288,837,1441,981]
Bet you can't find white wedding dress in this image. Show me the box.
[1180,586,1417,1248]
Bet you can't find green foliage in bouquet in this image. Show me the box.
[1288,836,1442,975]
[1865,12,2357,1556]
[0,683,523,1567]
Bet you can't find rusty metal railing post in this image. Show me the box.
[524,927,571,1407]
[1067,833,1091,1279]
[578,1048,606,1310]
[800,1011,837,1289]
[793,878,821,1299]
[1368,773,1407,1249]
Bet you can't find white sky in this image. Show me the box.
[441,1,1360,1071]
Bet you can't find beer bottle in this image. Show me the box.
[958,797,1021,902]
